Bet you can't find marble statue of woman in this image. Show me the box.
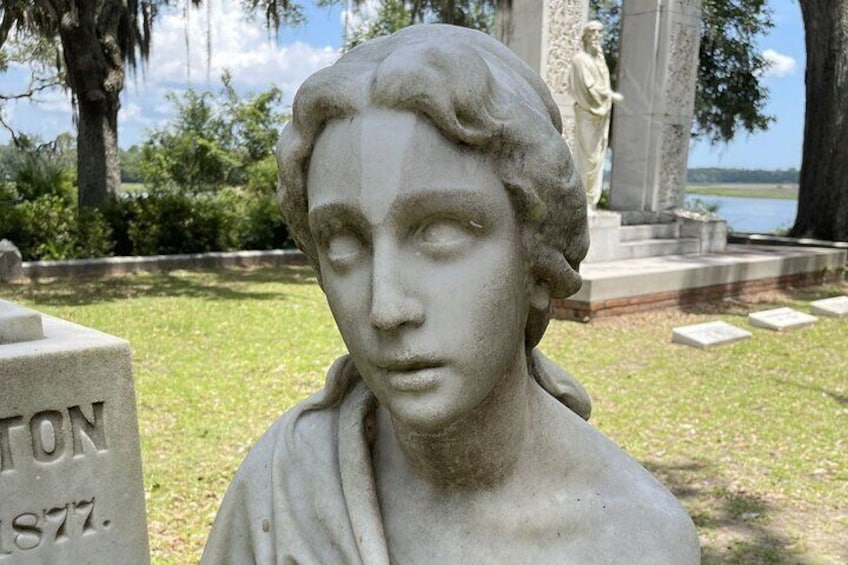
[201,24,699,564]
[570,20,623,211]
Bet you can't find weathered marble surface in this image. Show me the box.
[0,301,43,344]
[749,307,818,331]
[810,296,848,318]
[609,0,704,212]
[0,239,22,283]
[0,301,149,564]
[672,320,752,348]
[495,0,589,149]
[203,24,699,564]
[570,21,622,209]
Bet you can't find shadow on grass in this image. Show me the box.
[643,459,808,564]
[772,377,848,406]
[1,265,319,307]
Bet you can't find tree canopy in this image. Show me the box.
[334,0,496,48]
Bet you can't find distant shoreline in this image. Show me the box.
[686,183,798,201]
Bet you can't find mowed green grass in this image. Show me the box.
[686,183,799,200]
[2,267,846,564]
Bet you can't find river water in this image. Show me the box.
[684,195,798,234]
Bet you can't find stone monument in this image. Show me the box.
[570,20,623,211]
[608,0,703,214]
[496,0,589,149]
[202,25,698,564]
[0,300,149,564]
[0,240,22,283]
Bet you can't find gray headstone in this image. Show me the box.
[0,301,44,345]
[672,320,752,348]
[0,240,23,283]
[809,295,848,318]
[0,302,149,564]
[748,307,818,331]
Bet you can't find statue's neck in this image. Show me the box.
[378,354,531,490]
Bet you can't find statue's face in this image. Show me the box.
[307,108,530,431]
[584,28,603,53]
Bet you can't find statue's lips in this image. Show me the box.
[375,358,446,393]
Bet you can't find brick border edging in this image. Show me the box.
[552,269,843,322]
[21,249,308,280]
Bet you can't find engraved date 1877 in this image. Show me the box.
[0,498,107,556]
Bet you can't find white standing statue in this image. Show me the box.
[570,20,623,211]
[201,24,699,564]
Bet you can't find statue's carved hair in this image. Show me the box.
[276,24,589,347]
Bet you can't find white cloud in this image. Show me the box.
[118,102,143,124]
[762,49,797,78]
[0,0,342,146]
[341,0,381,37]
[145,0,340,94]
[114,0,343,145]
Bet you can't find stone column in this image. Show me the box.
[496,0,589,149]
[608,0,703,213]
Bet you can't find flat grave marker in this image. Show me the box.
[809,295,848,318]
[672,320,752,349]
[0,300,149,564]
[748,307,818,331]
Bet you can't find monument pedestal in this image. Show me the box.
[561,245,846,321]
[571,210,845,321]
[586,210,727,263]
[0,301,150,564]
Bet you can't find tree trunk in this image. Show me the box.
[57,0,125,209]
[76,94,121,208]
[791,0,848,241]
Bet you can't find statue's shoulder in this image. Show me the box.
[543,402,700,563]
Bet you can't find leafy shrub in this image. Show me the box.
[106,189,287,256]
[0,118,291,260]
[120,191,233,255]
[5,193,113,261]
[13,157,76,202]
[0,151,112,261]
[222,187,290,250]
[245,155,278,194]
[140,76,287,194]
[75,208,115,259]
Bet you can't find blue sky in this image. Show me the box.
[0,0,804,170]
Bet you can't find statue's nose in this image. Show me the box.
[369,243,424,331]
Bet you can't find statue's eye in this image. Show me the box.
[417,218,477,254]
[326,232,364,268]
